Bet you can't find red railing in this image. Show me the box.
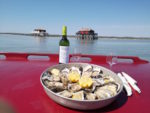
[0,52,148,64]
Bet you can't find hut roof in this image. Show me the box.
[79,28,94,32]
[34,29,46,32]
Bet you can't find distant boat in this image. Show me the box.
[32,28,48,37]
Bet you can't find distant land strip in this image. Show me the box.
[0,32,150,40]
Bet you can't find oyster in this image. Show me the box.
[43,71,51,77]
[52,76,61,82]
[42,75,53,81]
[91,67,103,78]
[83,65,93,72]
[58,90,72,98]
[95,88,112,99]
[79,67,83,75]
[50,68,60,76]
[47,82,66,92]
[85,93,96,100]
[94,82,119,99]
[93,78,105,86]
[42,72,51,80]
[84,86,96,93]
[82,65,93,77]
[102,83,118,95]
[93,67,101,72]
[72,91,84,100]
[70,66,81,75]
[91,73,102,79]
[60,74,69,86]
[44,69,61,82]
[43,79,50,87]
[61,68,70,74]
[82,71,92,77]
[68,83,82,92]
[42,72,60,82]
[107,82,120,92]
[103,75,115,84]
[84,78,105,93]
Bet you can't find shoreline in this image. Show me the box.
[0,32,150,40]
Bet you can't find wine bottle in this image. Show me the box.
[59,26,70,64]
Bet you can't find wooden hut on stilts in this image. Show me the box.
[76,28,98,40]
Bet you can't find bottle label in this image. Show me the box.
[59,46,69,63]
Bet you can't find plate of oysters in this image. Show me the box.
[40,63,123,110]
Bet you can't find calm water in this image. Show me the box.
[0,34,150,61]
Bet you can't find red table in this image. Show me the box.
[0,52,150,113]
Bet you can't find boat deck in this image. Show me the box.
[0,52,150,113]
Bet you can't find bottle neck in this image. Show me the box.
[62,35,67,39]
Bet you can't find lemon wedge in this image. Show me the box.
[68,71,80,83]
[79,76,93,88]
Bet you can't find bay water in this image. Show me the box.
[0,34,150,61]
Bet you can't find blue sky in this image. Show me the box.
[0,0,150,37]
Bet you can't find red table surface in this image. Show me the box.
[0,53,150,113]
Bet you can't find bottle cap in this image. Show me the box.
[62,26,67,36]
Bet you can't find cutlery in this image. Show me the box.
[122,72,141,93]
[117,73,132,96]
[122,72,137,84]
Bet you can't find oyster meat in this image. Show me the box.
[95,88,112,99]
[42,75,53,81]
[70,67,81,74]
[61,68,70,75]
[102,75,115,84]
[60,75,69,86]
[50,68,60,76]
[82,71,92,77]
[86,93,96,100]
[94,82,119,99]
[82,65,93,77]
[93,78,105,86]
[47,82,66,92]
[72,91,84,100]
[58,90,72,98]
[68,83,82,92]
[52,76,61,82]
[42,71,60,82]
[83,65,93,72]
[91,67,103,78]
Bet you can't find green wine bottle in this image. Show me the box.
[59,26,70,64]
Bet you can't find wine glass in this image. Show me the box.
[106,53,118,70]
[72,48,81,62]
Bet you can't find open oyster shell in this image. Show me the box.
[85,93,96,100]
[58,90,73,98]
[94,82,119,99]
[68,83,82,92]
[72,91,84,100]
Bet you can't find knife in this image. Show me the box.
[117,73,132,96]
[122,72,141,93]
[122,72,137,84]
